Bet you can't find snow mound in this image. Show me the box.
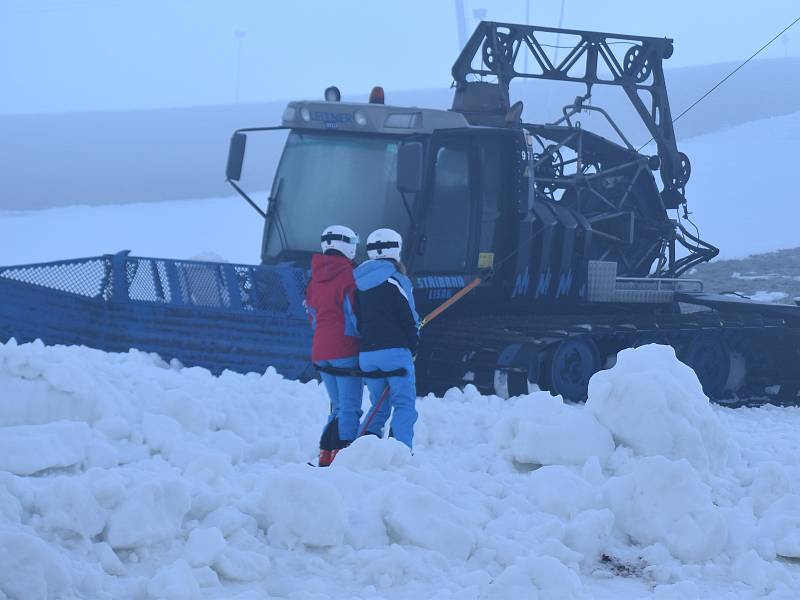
[587,344,730,473]
[1,339,799,598]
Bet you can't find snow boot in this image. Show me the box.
[329,441,351,465]
[317,448,334,467]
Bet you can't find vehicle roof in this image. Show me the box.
[282,100,471,135]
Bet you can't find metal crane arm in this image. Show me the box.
[451,21,689,206]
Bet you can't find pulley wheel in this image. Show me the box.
[482,32,514,70]
[623,46,652,83]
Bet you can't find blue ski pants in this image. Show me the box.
[359,348,417,449]
[317,356,363,442]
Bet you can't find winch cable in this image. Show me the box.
[638,14,800,152]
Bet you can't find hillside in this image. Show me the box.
[691,247,800,304]
[2,57,800,210]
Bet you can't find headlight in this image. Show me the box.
[354,110,367,126]
[282,106,296,122]
[299,107,311,122]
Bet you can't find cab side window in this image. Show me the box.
[419,145,471,272]
[478,143,504,257]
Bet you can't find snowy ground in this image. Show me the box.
[2,340,800,599]
[1,111,800,268]
[0,196,264,267]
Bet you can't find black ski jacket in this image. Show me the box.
[353,259,419,353]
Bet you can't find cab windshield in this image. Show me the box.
[264,131,411,260]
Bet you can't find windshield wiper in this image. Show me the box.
[400,191,416,230]
[264,177,288,251]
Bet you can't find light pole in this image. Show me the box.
[234,30,247,103]
[553,0,566,65]
[525,0,530,73]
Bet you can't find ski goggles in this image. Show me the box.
[321,232,360,245]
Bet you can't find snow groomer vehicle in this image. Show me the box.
[3,22,800,403]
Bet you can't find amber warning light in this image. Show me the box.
[369,86,385,104]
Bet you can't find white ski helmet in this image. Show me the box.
[366,228,402,261]
[320,225,359,260]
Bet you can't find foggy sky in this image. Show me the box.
[1,0,799,114]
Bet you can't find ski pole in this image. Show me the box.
[345,276,483,449]
[355,386,390,439]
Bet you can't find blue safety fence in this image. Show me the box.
[0,251,313,379]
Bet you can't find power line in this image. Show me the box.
[639,14,800,151]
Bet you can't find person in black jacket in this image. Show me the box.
[353,228,419,449]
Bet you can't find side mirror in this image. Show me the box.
[397,142,423,193]
[226,132,247,181]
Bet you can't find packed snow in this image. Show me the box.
[1,339,799,599]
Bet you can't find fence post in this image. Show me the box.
[111,250,131,303]
[222,264,243,310]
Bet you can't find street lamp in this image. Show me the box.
[234,30,247,103]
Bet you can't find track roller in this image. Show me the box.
[679,335,744,398]
[544,337,602,402]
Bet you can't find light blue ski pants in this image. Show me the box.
[317,356,362,442]
[359,348,417,449]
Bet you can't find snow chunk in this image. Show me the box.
[0,531,70,599]
[213,548,270,582]
[604,456,727,562]
[507,394,614,466]
[0,420,91,475]
[334,435,412,469]
[564,509,615,562]
[142,412,183,452]
[758,494,800,558]
[491,555,583,600]
[35,477,105,538]
[526,466,599,520]
[202,506,257,538]
[147,559,200,600]
[106,478,191,549]
[94,542,126,576]
[184,527,227,567]
[248,471,346,548]
[382,483,476,560]
[587,345,729,472]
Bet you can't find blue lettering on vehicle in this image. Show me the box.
[512,267,530,298]
[535,270,552,298]
[414,275,466,289]
[310,111,354,126]
[428,288,454,300]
